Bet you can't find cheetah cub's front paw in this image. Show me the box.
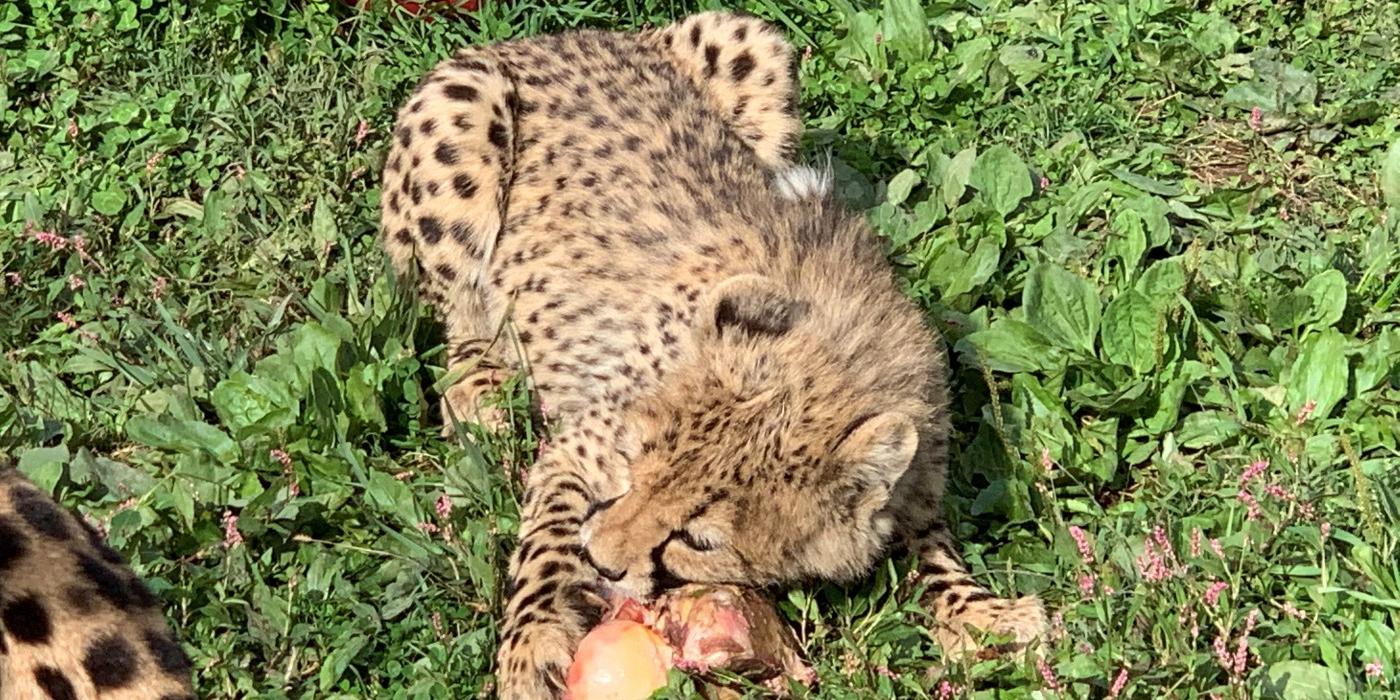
[496,621,581,700]
[440,367,513,438]
[933,593,1049,661]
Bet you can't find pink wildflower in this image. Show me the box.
[1280,206,1290,222]
[271,449,299,497]
[1239,459,1268,485]
[67,118,79,139]
[4,272,20,286]
[34,231,68,250]
[67,274,85,290]
[1079,573,1097,597]
[355,119,370,147]
[146,151,164,174]
[1294,399,1316,425]
[1106,668,1130,699]
[1232,609,1259,678]
[1210,538,1225,559]
[1238,489,1261,521]
[1366,661,1384,681]
[1191,527,1202,558]
[1320,522,1331,540]
[1205,580,1229,607]
[416,521,440,535]
[875,665,898,680]
[1039,176,1051,191]
[56,311,78,329]
[1249,106,1263,131]
[152,276,167,300]
[222,511,243,548]
[936,680,963,700]
[436,494,453,520]
[1037,656,1061,693]
[1280,602,1305,620]
[1264,482,1292,502]
[1069,525,1094,564]
[1136,525,1184,582]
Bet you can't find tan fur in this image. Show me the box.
[381,12,1046,698]
[0,467,194,700]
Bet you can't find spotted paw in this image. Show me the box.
[496,620,582,700]
[931,594,1048,661]
[440,368,512,438]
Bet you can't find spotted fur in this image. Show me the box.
[0,466,194,700]
[381,12,1046,699]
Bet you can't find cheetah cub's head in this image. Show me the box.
[581,274,928,600]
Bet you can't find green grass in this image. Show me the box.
[3,1,1399,698]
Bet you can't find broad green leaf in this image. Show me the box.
[1300,269,1347,329]
[365,470,419,525]
[91,187,127,216]
[1109,168,1182,196]
[885,169,920,207]
[1382,138,1400,210]
[311,195,338,254]
[1136,258,1186,310]
[1100,289,1158,373]
[880,0,931,61]
[1356,328,1399,393]
[997,44,1046,84]
[125,414,239,463]
[1260,661,1350,699]
[17,446,68,491]
[1176,410,1241,448]
[1023,264,1100,354]
[950,37,994,87]
[211,371,297,436]
[960,318,1061,373]
[1287,328,1349,420]
[942,146,976,210]
[969,145,1032,217]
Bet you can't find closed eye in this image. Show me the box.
[678,530,718,552]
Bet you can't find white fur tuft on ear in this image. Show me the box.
[774,164,833,201]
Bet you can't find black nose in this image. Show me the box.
[583,547,626,581]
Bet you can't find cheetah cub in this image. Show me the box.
[0,465,194,700]
[382,12,1047,698]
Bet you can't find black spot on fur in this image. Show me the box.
[396,125,411,147]
[394,228,413,245]
[34,666,78,700]
[733,25,749,41]
[689,23,701,47]
[487,121,509,150]
[419,216,445,245]
[0,515,29,571]
[144,630,193,676]
[730,51,756,81]
[434,264,458,282]
[450,220,474,245]
[84,634,139,689]
[76,551,136,609]
[2,595,53,644]
[452,173,478,199]
[434,141,459,165]
[419,119,436,136]
[703,44,720,77]
[12,485,70,539]
[444,83,479,101]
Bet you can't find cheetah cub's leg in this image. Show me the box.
[908,520,1049,660]
[653,11,803,170]
[380,48,520,435]
[495,433,611,700]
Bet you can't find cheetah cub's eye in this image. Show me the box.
[678,528,721,552]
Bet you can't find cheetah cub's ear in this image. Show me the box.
[836,412,918,523]
[703,274,810,339]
